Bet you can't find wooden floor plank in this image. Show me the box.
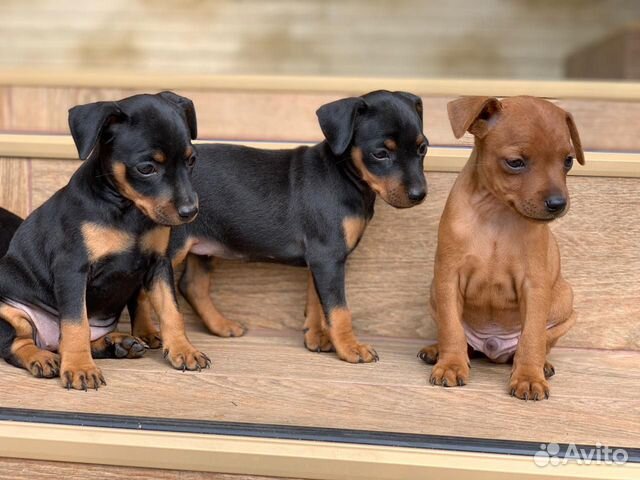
[0,457,294,480]
[0,329,637,449]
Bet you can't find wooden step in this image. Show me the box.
[1,73,640,151]
[0,457,281,480]
[1,328,638,447]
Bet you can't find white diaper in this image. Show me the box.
[2,298,117,352]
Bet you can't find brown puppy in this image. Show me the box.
[419,96,584,400]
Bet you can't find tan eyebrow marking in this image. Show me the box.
[153,151,166,163]
[384,139,397,151]
[185,146,194,158]
[416,134,426,146]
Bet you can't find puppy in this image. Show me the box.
[0,92,210,390]
[0,208,22,257]
[419,96,584,400]
[134,90,428,363]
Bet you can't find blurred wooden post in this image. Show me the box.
[566,23,640,80]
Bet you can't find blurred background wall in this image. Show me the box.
[1,0,639,79]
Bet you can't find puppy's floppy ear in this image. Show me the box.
[395,91,423,123]
[447,96,502,139]
[566,112,585,165]
[158,91,198,140]
[316,97,367,156]
[68,102,126,160]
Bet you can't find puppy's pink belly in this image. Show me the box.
[190,239,246,260]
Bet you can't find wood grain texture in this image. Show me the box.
[4,86,640,151]
[0,157,29,217]
[0,457,295,480]
[0,329,637,448]
[21,160,640,351]
[2,70,640,100]
[0,87,9,130]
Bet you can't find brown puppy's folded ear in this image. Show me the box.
[158,91,198,140]
[68,102,126,160]
[566,112,585,165]
[447,96,502,139]
[316,97,367,156]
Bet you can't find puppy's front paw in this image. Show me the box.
[303,327,334,353]
[61,360,106,391]
[430,358,470,387]
[509,368,549,400]
[163,338,211,371]
[335,342,379,363]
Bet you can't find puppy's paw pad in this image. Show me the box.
[303,328,334,353]
[418,344,439,365]
[509,374,549,401]
[337,343,379,364]
[28,351,60,378]
[430,361,469,387]
[61,363,106,391]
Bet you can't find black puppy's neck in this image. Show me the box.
[80,152,132,211]
[330,144,365,189]
[325,143,377,216]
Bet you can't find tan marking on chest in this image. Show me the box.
[140,226,171,256]
[82,222,134,262]
[342,217,367,250]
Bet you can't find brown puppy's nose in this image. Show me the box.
[408,187,426,203]
[178,203,199,220]
[545,196,567,214]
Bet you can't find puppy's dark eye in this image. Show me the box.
[136,163,157,176]
[417,142,428,156]
[371,150,390,160]
[564,155,574,170]
[505,158,526,171]
[186,155,196,167]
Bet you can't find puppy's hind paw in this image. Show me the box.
[418,344,439,365]
[28,351,60,378]
[303,327,334,353]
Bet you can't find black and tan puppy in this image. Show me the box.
[135,90,428,363]
[0,92,210,390]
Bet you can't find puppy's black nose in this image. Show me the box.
[545,196,567,213]
[408,188,426,203]
[178,204,199,219]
